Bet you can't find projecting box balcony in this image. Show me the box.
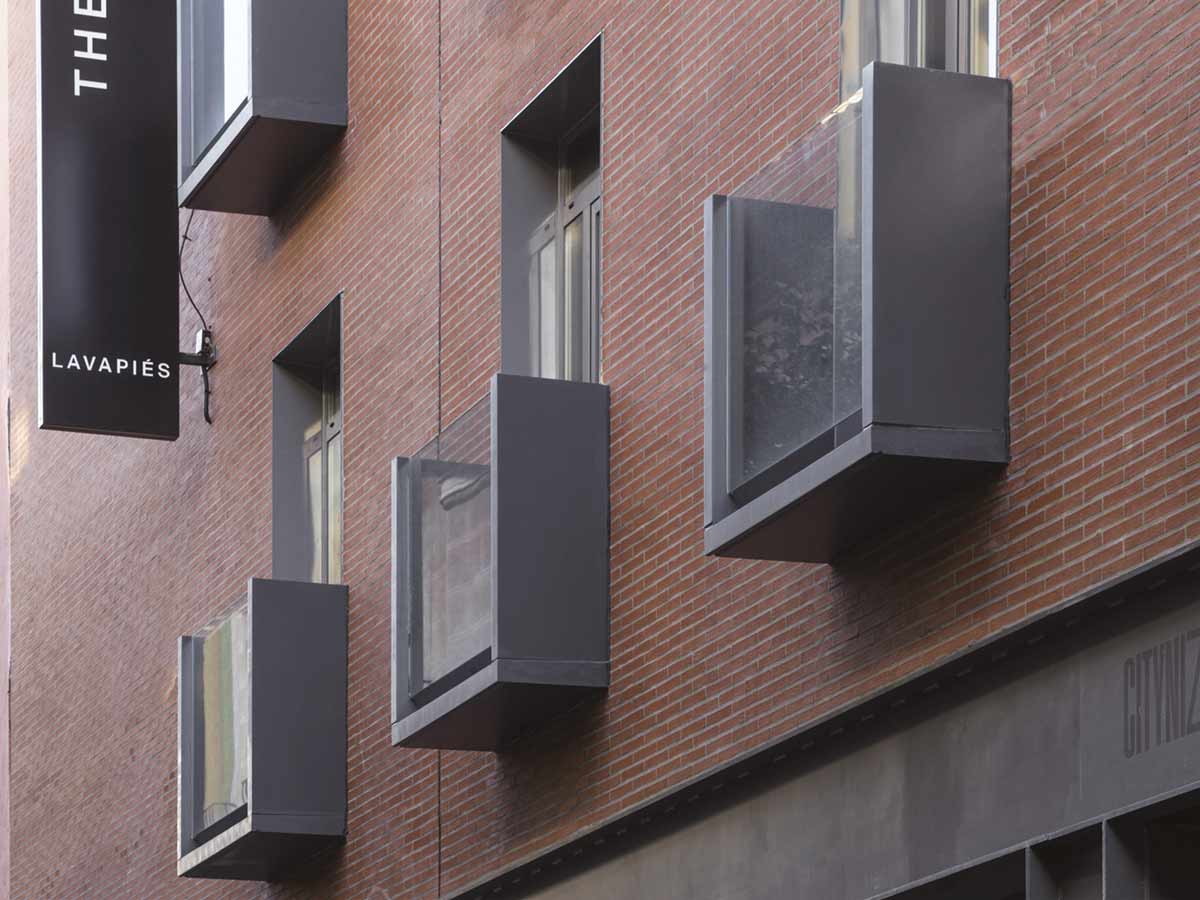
[705,62,1012,563]
[177,579,347,881]
[392,374,610,751]
[178,0,348,215]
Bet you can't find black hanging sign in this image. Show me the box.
[38,0,180,439]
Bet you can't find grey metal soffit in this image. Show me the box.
[445,539,1200,899]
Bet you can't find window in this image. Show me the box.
[176,0,348,214]
[177,580,348,880]
[725,0,998,507]
[302,363,342,584]
[528,113,602,381]
[406,398,492,700]
[179,0,250,178]
[725,189,848,504]
[193,606,249,843]
[704,4,1009,562]
[392,375,610,751]
[501,38,602,382]
[841,0,996,91]
[273,297,343,584]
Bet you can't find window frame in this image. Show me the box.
[721,196,863,506]
[559,108,602,383]
[840,0,998,100]
[324,370,343,583]
[190,605,250,845]
[400,454,494,707]
[178,0,252,182]
[526,108,602,383]
[304,362,343,585]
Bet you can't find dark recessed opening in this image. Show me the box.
[273,296,343,585]
[501,37,603,383]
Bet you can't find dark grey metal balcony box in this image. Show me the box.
[705,62,1012,563]
[177,0,348,215]
[177,578,348,881]
[392,374,610,751]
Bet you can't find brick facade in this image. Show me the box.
[3,0,1200,897]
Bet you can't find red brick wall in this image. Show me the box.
[0,0,11,891]
[5,0,1200,897]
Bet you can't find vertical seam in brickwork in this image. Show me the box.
[436,0,446,894]
[436,0,444,438]
[437,748,444,896]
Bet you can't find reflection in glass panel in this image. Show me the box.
[327,431,342,585]
[538,239,558,378]
[737,199,836,481]
[188,0,251,163]
[416,399,492,690]
[304,422,324,584]
[876,1,909,66]
[197,607,249,838]
[520,108,602,385]
[728,105,855,493]
[592,201,602,379]
[323,366,342,584]
[563,215,583,380]
[841,0,994,91]
[970,0,994,75]
[223,0,249,116]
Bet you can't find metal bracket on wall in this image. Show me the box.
[179,329,217,425]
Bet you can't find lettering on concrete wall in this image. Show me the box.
[1123,627,1200,758]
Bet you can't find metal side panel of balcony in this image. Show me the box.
[391,374,610,751]
[177,578,348,881]
[704,62,1012,564]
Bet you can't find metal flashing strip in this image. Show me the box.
[393,659,502,746]
[177,817,253,877]
[446,538,1200,899]
[703,423,1008,558]
[178,100,257,208]
[393,658,610,749]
